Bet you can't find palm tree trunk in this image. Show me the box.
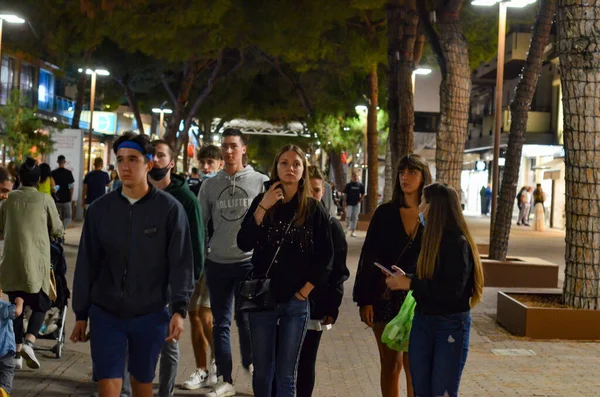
[384,139,393,202]
[328,149,345,191]
[435,7,471,191]
[558,0,600,309]
[489,0,556,260]
[366,64,379,215]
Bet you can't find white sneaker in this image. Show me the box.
[13,356,22,370]
[20,343,40,369]
[351,231,357,237]
[205,377,236,397]
[181,368,216,390]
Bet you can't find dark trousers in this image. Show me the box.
[8,291,50,344]
[0,354,14,394]
[408,311,471,397]
[205,260,253,384]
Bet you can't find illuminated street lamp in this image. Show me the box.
[471,0,537,237]
[152,108,173,138]
[78,68,110,172]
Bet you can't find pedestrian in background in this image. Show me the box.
[517,187,532,226]
[51,155,75,229]
[354,154,432,397]
[533,184,546,232]
[385,182,484,397]
[237,145,333,397]
[343,172,365,237]
[37,163,55,197]
[0,158,64,370]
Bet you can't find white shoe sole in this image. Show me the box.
[21,345,40,369]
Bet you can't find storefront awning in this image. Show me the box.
[532,158,564,172]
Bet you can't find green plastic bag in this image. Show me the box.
[381,291,416,352]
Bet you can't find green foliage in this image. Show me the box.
[0,91,53,161]
[245,134,312,174]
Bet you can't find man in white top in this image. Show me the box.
[517,186,533,227]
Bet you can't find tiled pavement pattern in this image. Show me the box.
[11,216,600,397]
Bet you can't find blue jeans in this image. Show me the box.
[345,204,360,231]
[249,296,309,397]
[205,260,253,384]
[408,311,471,397]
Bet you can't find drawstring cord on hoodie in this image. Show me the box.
[230,174,238,196]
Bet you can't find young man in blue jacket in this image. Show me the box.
[71,132,194,397]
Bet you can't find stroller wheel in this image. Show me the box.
[53,341,62,359]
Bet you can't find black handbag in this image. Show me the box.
[238,220,293,312]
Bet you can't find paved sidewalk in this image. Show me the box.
[11,216,600,397]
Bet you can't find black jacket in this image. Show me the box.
[72,186,194,321]
[309,217,349,321]
[411,229,475,316]
[237,194,333,303]
[353,202,422,306]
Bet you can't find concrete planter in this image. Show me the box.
[481,256,559,288]
[497,290,600,340]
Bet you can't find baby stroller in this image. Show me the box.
[37,238,70,358]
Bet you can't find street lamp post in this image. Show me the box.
[0,14,25,166]
[79,68,110,172]
[152,108,173,138]
[471,0,536,236]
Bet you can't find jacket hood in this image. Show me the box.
[165,173,188,194]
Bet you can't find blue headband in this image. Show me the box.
[116,141,153,161]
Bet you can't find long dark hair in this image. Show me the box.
[391,154,432,207]
[40,163,52,183]
[418,183,484,306]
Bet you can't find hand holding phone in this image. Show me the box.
[374,261,395,276]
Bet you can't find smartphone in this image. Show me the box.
[264,178,283,191]
[374,261,395,276]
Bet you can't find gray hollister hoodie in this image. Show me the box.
[198,165,269,264]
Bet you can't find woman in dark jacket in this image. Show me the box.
[385,183,484,397]
[353,154,432,397]
[237,145,333,397]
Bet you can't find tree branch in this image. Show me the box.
[161,74,178,107]
[259,49,315,118]
[416,1,447,77]
[183,50,224,132]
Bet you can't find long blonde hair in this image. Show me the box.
[269,145,312,226]
[417,183,484,307]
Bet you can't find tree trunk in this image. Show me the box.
[124,83,145,135]
[384,138,393,202]
[489,0,556,261]
[366,64,379,215]
[418,1,471,191]
[182,132,189,173]
[387,0,419,169]
[558,0,600,309]
[435,5,471,191]
[328,149,345,191]
[71,72,87,129]
[164,58,198,146]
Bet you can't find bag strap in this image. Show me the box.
[264,218,294,277]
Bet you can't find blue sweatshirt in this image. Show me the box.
[72,186,194,321]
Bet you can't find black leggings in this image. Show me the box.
[296,330,323,397]
[8,290,50,344]
[271,330,323,397]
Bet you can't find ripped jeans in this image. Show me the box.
[408,311,471,397]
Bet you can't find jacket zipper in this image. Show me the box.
[120,206,133,302]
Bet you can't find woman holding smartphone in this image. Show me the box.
[385,183,484,397]
[353,154,432,397]
[237,145,333,397]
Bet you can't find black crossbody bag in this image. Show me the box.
[237,220,294,312]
